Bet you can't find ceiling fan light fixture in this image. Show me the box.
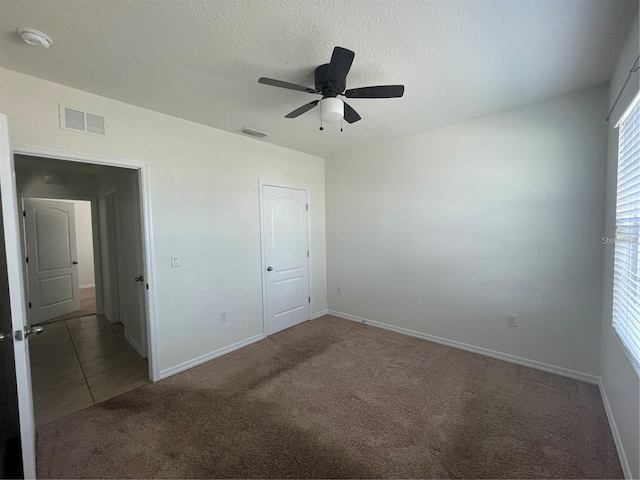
[319,97,344,122]
[18,27,53,48]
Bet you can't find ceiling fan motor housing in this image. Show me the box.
[315,64,346,97]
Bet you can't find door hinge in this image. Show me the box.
[28,302,31,309]
[25,257,28,263]
[308,296,311,303]
[307,250,309,258]
[23,211,26,217]
[306,204,308,211]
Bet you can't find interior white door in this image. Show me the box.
[130,173,148,356]
[23,198,80,325]
[0,114,36,478]
[116,172,147,358]
[262,185,310,335]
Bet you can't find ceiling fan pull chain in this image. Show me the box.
[341,117,343,132]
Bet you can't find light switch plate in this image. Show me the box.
[171,256,180,267]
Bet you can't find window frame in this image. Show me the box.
[612,91,640,375]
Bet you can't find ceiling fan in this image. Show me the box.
[258,46,404,129]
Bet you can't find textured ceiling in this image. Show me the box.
[0,0,637,158]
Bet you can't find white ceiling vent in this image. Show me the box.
[238,127,270,139]
[86,113,105,135]
[59,104,107,137]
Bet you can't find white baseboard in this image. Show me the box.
[80,283,95,289]
[125,330,146,358]
[327,310,599,385]
[103,310,114,323]
[312,309,328,319]
[599,378,632,479]
[159,333,265,379]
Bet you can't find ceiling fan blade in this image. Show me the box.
[328,47,355,82]
[259,77,318,94]
[343,102,361,124]
[285,100,320,118]
[344,85,405,98]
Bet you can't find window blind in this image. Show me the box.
[613,93,640,368]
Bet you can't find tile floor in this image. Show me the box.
[29,315,149,426]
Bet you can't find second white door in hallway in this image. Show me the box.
[23,198,80,324]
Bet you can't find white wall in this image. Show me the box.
[326,86,608,378]
[600,13,640,480]
[1,69,328,376]
[15,160,98,198]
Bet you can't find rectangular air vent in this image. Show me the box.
[86,113,106,135]
[59,104,108,137]
[238,127,270,139]
[64,108,85,131]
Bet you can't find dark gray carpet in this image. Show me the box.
[36,315,622,478]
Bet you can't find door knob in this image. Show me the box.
[134,275,144,282]
[72,261,79,265]
[267,266,273,272]
[0,333,11,342]
[25,326,43,337]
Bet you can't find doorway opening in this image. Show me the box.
[14,154,153,426]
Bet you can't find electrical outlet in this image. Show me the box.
[337,286,343,295]
[220,311,227,323]
[507,314,518,327]
[171,255,180,267]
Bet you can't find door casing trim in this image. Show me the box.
[12,143,160,382]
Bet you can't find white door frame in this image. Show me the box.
[12,144,160,382]
[18,194,103,325]
[258,180,312,337]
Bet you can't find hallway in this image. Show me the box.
[29,315,149,426]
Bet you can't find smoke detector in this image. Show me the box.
[18,28,53,49]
